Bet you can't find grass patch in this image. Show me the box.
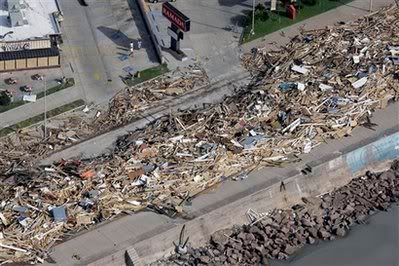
[0,99,85,137]
[242,0,353,43]
[0,100,25,113]
[37,78,75,99]
[123,63,169,87]
[0,78,75,114]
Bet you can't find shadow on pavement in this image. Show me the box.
[230,11,249,28]
[126,0,159,63]
[218,0,252,8]
[97,26,132,48]
[77,0,88,7]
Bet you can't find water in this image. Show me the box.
[272,205,399,266]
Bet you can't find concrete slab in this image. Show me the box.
[148,0,248,81]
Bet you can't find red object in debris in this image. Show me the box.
[287,4,297,20]
[80,169,96,180]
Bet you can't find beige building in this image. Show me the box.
[0,0,62,72]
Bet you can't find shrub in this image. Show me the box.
[303,0,318,6]
[255,3,269,21]
[0,92,11,106]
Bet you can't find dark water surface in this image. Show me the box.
[272,205,399,266]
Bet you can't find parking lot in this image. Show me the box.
[0,68,63,102]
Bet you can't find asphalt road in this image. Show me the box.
[59,0,158,103]
[59,0,113,102]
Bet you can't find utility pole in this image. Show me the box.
[369,0,373,12]
[250,0,255,35]
[43,77,47,139]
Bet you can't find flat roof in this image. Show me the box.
[0,0,59,42]
[0,47,59,60]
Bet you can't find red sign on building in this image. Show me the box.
[162,3,190,32]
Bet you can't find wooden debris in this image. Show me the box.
[0,65,209,173]
[0,5,398,264]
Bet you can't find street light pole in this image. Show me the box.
[250,0,255,35]
[369,0,373,12]
[43,77,47,139]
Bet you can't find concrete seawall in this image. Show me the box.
[88,128,399,265]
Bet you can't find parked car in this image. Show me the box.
[20,85,32,93]
[148,0,175,3]
[5,77,17,85]
[32,74,44,80]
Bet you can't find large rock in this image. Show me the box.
[390,160,399,171]
[211,229,233,246]
[271,248,280,258]
[277,252,288,260]
[307,227,318,238]
[301,217,316,227]
[334,226,347,237]
[318,229,331,239]
[199,255,210,264]
[307,236,316,245]
[284,244,298,255]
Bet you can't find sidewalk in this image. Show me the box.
[0,85,83,129]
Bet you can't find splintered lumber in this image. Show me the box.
[0,5,398,264]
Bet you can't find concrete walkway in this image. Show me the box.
[0,86,83,129]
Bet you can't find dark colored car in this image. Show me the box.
[20,85,32,93]
[148,0,175,3]
[5,77,17,85]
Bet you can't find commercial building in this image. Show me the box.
[0,0,63,72]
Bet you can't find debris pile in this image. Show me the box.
[95,65,209,130]
[0,65,209,173]
[0,5,398,264]
[0,115,94,171]
[157,160,399,265]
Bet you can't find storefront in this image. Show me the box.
[0,39,60,72]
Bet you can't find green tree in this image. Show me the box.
[255,3,269,22]
[303,0,318,6]
[0,92,11,106]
